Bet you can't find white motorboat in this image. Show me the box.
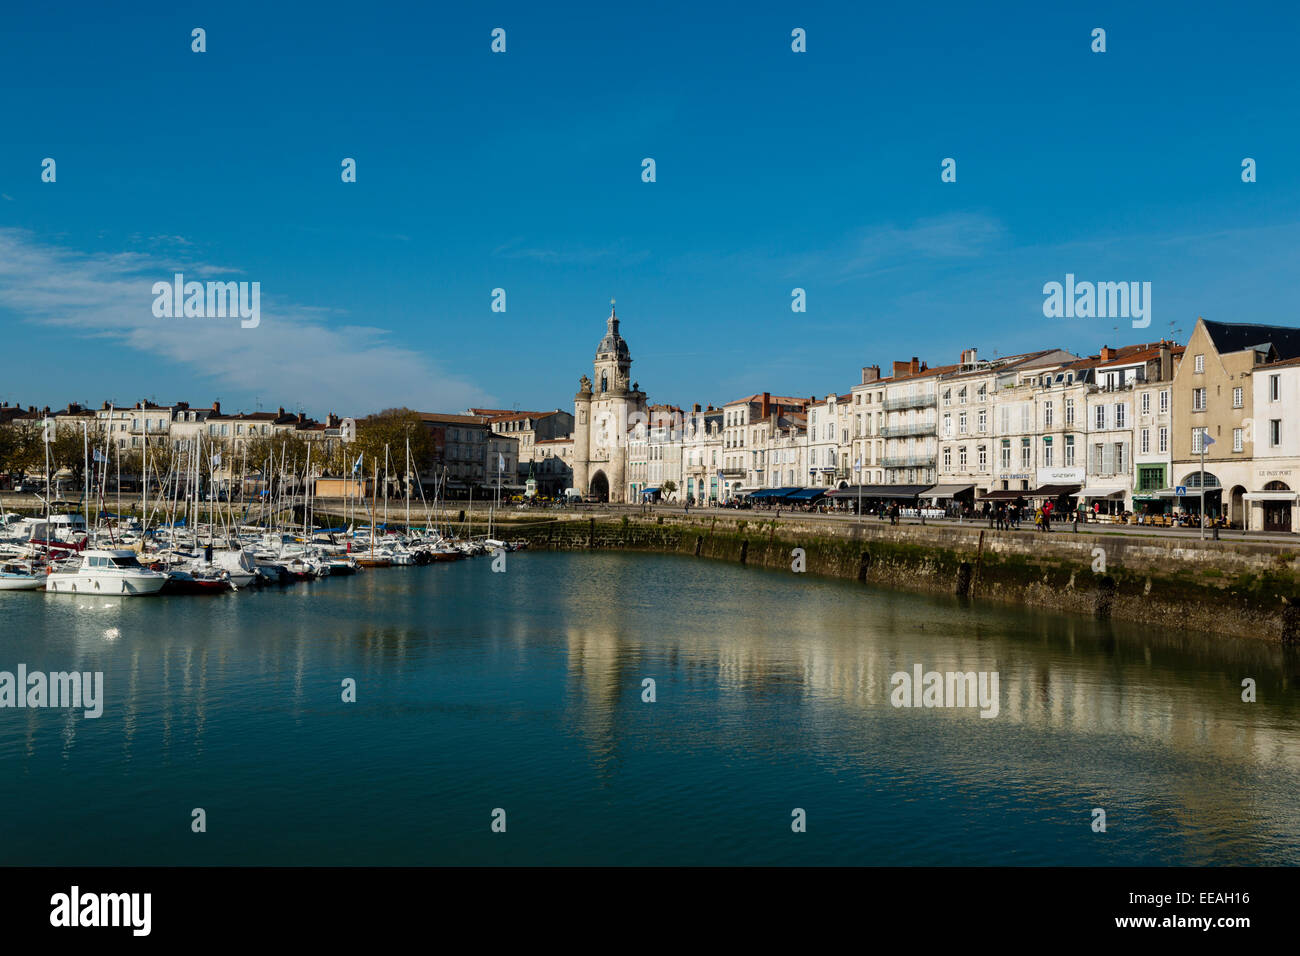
[45,549,167,596]
[0,560,45,591]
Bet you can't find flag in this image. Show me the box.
[352,453,363,474]
[42,419,54,443]
[854,457,862,472]
[92,448,108,463]
[1202,431,1216,447]
[212,452,222,467]
[498,453,505,473]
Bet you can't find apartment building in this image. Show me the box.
[848,366,889,485]
[1172,319,1300,523]
[417,412,519,498]
[720,393,809,501]
[934,349,1074,506]
[1244,356,1300,531]
[681,406,723,504]
[807,392,853,488]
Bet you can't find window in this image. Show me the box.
[978,446,987,469]
[943,446,951,468]
[943,414,952,436]
[1020,438,1031,468]
[1158,426,1168,453]
[1044,402,1054,428]
[1065,434,1075,466]
[1272,419,1282,446]
[1192,388,1206,411]
[1191,428,1204,454]
[1272,375,1281,402]
[1043,440,1053,467]
[1160,390,1169,414]
[1095,405,1106,430]
[958,387,968,405]
[942,389,951,407]
[1115,404,1126,429]
[1000,442,1011,469]
[1115,442,1126,473]
[978,385,987,403]
[958,412,967,434]
[1065,398,1075,425]
[1194,354,1204,373]
[1140,392,1150,415]
[958,447,967,469]
[977,409,987,433]
[1233,427,1243,452]
[1140,428,1150,455]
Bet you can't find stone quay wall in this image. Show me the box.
[503,513,1300,643]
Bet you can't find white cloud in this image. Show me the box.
[0,228,491,415]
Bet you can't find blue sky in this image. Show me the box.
[2,0,1299,417]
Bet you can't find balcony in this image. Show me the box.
[881,422,937,438]
[720,467,745,478]
[881,455,935,469]
[884,394,937,411]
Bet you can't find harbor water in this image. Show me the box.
[1,551,1297,865]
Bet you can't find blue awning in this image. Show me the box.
[751,487,799,500]
[641,487,660,495]
[785,488,823,500]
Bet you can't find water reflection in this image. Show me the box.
[1,551,1297,865]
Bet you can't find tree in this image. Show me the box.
[0,422,42,478]
[353,408,435,494]
[661,479,678,498]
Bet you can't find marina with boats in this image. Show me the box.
[0,435,525,596]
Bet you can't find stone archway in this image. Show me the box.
[589,470,609,502]
[1229,485,1247,528]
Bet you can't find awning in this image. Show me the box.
[1243,491,1300,502]
[785,487,828,500]
[1077,487,1124,499]
[750,487,800,500]
[1030,484,1081,498]
[922,484,974,498]
[977,489,1027,501]
[640,487,660,495]
[827,484,930,499]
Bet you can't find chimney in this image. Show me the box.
[297,412,306,424]
[961,347,978,366]
[861,365,880,384]
[892,360,910,377]
[277,406,285,417]
[211,401,221,415]
[693,403,701,413]
[1099,346,1115,362]
[761,392,771,419]
[1158,343,1172,382]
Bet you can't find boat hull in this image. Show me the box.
[46,572,167,596]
